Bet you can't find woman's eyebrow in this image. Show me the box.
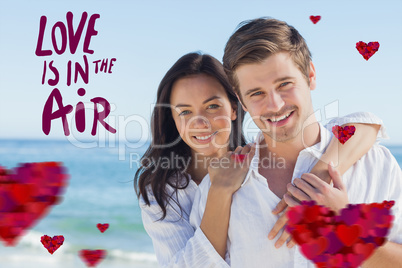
[175,103,191,108]
[175,96,221,108]
[202,96,221,104]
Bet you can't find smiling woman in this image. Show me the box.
[134,52,250,267]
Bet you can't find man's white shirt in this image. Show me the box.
[190,113,402,268]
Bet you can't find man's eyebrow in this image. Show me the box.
[245,88,262,96]
[244,76,296,96]
[175,96,221,108]
[273,76,296,84]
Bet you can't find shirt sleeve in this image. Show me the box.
[140,192,230,268]
[386,156,402,244]
[324,111,388,141]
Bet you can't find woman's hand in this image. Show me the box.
[208,143,256,195]
[200,143,255,258]
[284,162,348,213]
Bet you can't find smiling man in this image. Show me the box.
[190,18,402,267]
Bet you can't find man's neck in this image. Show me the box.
[260,121,321,168]
[257,121,321,198]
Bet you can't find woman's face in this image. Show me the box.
[170,74,237,158]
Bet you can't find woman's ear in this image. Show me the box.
[231,105,237,121]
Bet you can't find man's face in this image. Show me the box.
[235,52,316,143]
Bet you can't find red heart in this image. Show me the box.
[79,249,107,267]
[353,243,375,259]
[356,41,380,60]
[336,224,361,247]
[347,253,365,267]
[310,15,321,24]
[301,237,328,259]
[10,184,34,203]
[41,235,64,254]
[318,225,334,236]
[286,201,394,268]
[0,162,69,246]
[304,205,321,222]
[292,225,314,244]
[287,205,304,225]
[328,254,343,267]
[97,223,109,233]
[231,154,247,163]
[332,125,356,144]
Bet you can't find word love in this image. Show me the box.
[41,235,64,254]
[286,200,394,268]
[36,11,98,56]
[356,41,380,61]
[79,249,107,267]
[0,162,69,246]
[97,223,109,233]
[310,16,321,24]
[332,125,356,145]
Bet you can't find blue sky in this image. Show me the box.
[0,0,401,144]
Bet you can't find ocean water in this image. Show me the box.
[0,139,401,268]
[0,139,157,268]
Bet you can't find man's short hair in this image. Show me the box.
[223,17,312,101]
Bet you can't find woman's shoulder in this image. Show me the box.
[139,173,197,215]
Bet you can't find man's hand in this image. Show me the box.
[284,162,348,213]
[268,199,297,248]
[268,163,347,249]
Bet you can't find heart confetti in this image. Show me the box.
[79,249,107,267]
[310,16,321,24]
[97,223,109,233]
[332,125,356,145]
[356,41,380,60]
[41,235,64,254]
[286,200,394,268]
[0,162,69,246]
[231,154,247,163]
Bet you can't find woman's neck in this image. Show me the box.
[188,147,228,185]
[187,165,208,185]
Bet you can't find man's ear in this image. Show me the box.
[309,61,317,91]
[235,92,247,112]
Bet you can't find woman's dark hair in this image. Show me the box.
[134,52,246,220]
